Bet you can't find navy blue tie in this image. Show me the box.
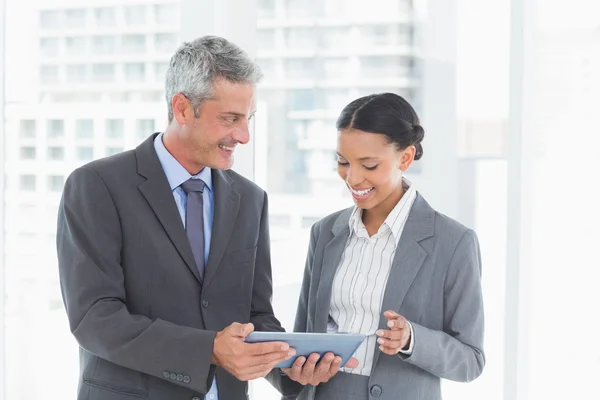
[181,178,206,278]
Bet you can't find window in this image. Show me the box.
[47,119,64,138]
[285,28,316,50]
[19,175,36,191]
[288,89,316,111]
[154,4,180,25]
[76,146,94,161]
[75,119,94,139]
[154,62,168,81]
[360,56,412,78]
[359,25,412,47]
[257,29,276,50]
[105,119,124,139]
[124,5,147,25]
[285,0,321,18]
[136,119,155,139]
[20,120,36,138]
[39,10,61,29]
[66,65,87,83]
[47,175,65,192]
[92,63,115,83]
[65,9,86,28]
[92,36,116,54]
[65,36,87,55]
[39,38,59,57]
[48,147,65,161]
[321,57,351,79]
[106,146,124,156]
[257,0,276,19]
[20,147,36,160]
[94,7,116,27]
[122,34,146,53]
[284,59,315,79]
[124,63,146,82]
[40,65,59,84]
[319,27,351,50]
[154,33,178,53]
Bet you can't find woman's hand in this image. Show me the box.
[376,310,412,355]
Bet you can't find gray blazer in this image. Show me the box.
[271,194,485,400]
[57,134,283,400]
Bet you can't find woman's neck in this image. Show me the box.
[362,184,405,235]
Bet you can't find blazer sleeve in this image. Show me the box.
[57,167,216,394]
[402,229,486,382]
[266,221,320,399]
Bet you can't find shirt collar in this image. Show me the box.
[153,132,213,191]
[349,177,417,241]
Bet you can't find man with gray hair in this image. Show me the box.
[57,35,344,400]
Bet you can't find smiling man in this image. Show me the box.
[56,36,300,400]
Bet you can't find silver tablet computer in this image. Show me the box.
[245,332,366,369]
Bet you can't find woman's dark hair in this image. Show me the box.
[336,93,425,160]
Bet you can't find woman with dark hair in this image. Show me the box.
[279,93,485,399]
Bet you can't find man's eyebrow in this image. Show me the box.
[220,111,246,117]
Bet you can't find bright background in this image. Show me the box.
[0,0,598,399]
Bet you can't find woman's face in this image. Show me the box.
[337,129,415,210]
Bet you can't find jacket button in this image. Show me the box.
[370,384,382,397]
[183,375,191,384]
[169,372,177,380]
[162,371,170,379]
[202,300,209,308]
[176,373,184,381]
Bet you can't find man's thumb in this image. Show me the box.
[232,322,255,338]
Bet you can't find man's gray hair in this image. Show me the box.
[165,35,263,122]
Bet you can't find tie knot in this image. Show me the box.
[181,178,205,194]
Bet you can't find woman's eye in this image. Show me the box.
[364,165,378,171]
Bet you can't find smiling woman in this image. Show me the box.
[274,93,486,400]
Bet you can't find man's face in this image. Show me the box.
[174,79,256,171]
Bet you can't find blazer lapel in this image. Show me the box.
[202,169,240,291]
[314,208,353,332]
[372,193,435,368]
[135,134,201,283]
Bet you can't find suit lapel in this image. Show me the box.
[314,208,353,332]
[202,169,240,291]
[372,193,434,368]
[135,135,201,283]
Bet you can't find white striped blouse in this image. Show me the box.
[327,178,417,376]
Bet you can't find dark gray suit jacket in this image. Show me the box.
[57,134,283,400]
[271,194,485,400]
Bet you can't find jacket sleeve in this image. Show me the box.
[402,229,486,382]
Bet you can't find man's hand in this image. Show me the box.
[282,353,359,386]
[376,310,411,355]
[212,323,295,381]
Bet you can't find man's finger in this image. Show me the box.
[328,356,342,375]
[290,356,306,379]
[300,353,320,378]
[253,348,295,366]
[314,352,335,376]
[246,341,290,355]
[231,322,255,337]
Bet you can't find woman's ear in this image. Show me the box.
[400,146,416,172]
